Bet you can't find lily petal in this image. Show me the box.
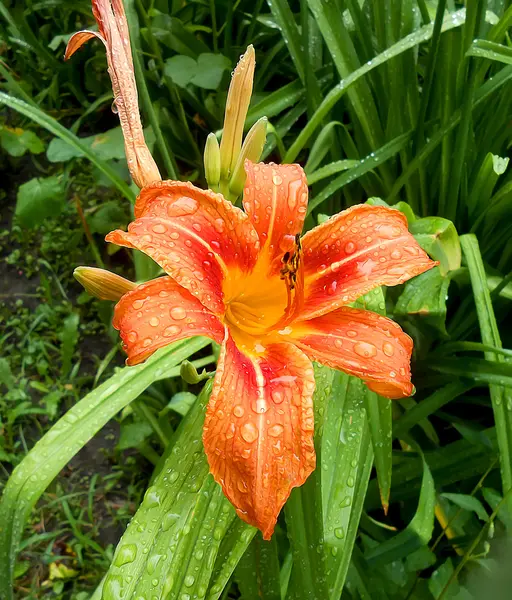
[65,0,160,188]
[300,205,437,319]
[243,161,308,274]
[112,276,224,365]
[287,307,414,399]
[203,334,316,539]
[106,181,260,315]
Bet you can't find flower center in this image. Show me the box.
[223,236,303,341]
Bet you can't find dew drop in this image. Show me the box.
[149,317,160,327]
[233,405,244,417]
[346,330,357,338]
[354,341,377,358]
[164,325,181,337]
[345,242,356,254]
[168,196,199,216]
[268,424,284,437]
[272,174,283,185]
[152,223,167,234]
[241,422,259,443]
[383,342,394,357]
[171,306,187,320]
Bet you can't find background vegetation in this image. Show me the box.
[2,0,512,598]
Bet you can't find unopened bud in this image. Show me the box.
[229,117,267,198]
[219,45,255,181]
[204,133,221,191]
[180,360,209,385]
[74,267,136,301]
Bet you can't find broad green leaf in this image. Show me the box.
[441,493,489,521]
[164,55,197,87]
[191,53,231,89]
[410,217,462,275]
[88,201,129,235]
[395,267,452,336]
[0,126,44,157]
[15,176,66,228]
[101,382,254,600]
[47,126,156,163]
[0,92,135,203]
[0,337,208,599]
[117,421,153,450]
[461,234,512,511]
[365,457,435,566]
[235,534,281,600]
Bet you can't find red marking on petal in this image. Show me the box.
[300,205,437,319]
[112,276,223,365]
[287,307,414,399]
[243,161,308,275]
[106,181,260,315]
[203,334,316,539]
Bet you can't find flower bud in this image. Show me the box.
[74,266,136,301]
[180,360,209,384]
[219,45,255,181]
[229,117,267,198]
[204,133,221,191]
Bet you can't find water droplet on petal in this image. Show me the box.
[268,424,284,437]
[345,242,356,254]
[171,306,186,320]
[383,342,394,356]
[164,325,181,337]
[233,405,244,417]
[241,422,259,443]
[168,196,199,216]
[152,223,167,234]
[149,317,160,327]
[354,341,377,358]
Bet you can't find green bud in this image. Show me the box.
[180,360,210,385]
[204,133,221,191]
[229,117,267,198]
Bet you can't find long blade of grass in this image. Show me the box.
[459,234,512,511]
[0,337,208,599]
[0,92,135,203]
[284,9,468,163]
[235,534,281,600]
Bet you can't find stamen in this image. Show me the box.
[278,234,304,324]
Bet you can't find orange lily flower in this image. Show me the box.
[103,162,436,538]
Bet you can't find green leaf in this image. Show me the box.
[15,176,66,228]
[0,338,208,599]
[164,55,197,87]
[0,126,44,157]
[101,382,255,600]
[0,92,135,203]
[88,201,129,235]
[365,456,435,566]
[460,234,512,511]
[117,421,153,450]
[441,493,489,521]
[60,313,79,376]
[47,126,156,163]
[467,38,512,65]
[0,358,15,391]
[395,267,452,336]
[166,391,197,416]
[410,217,462,275]
[191,53,231,89]
[235,534,281,600]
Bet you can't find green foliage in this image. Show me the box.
[3,1,512,599]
